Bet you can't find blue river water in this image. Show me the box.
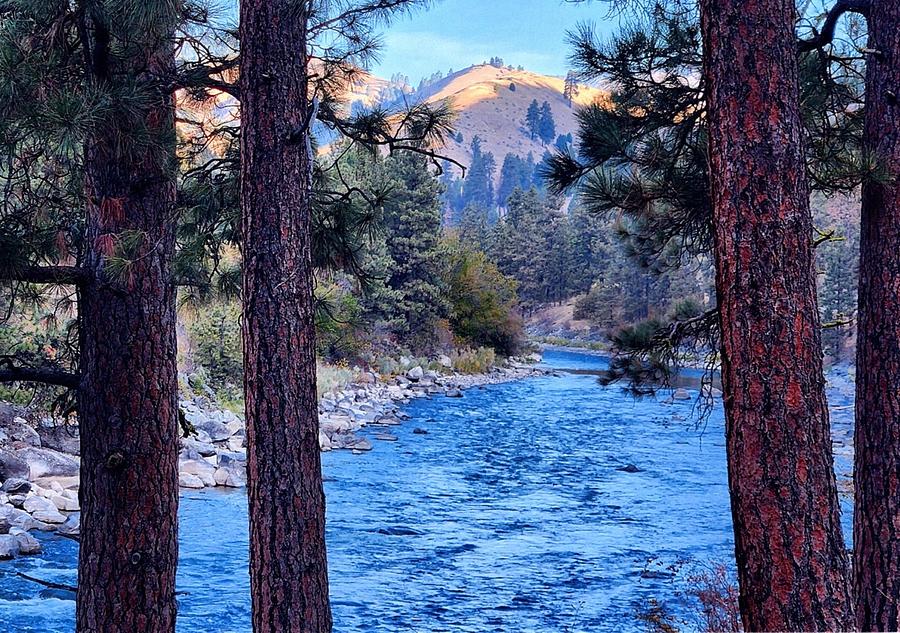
[1,349,743,632]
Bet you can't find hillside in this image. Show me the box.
[350,64,609,177]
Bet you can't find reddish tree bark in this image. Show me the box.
[699,0,854,629]
[239,1,332,631]
[854,1,900,628]
[75,24,180,633]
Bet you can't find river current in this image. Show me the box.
[2,349,743,632]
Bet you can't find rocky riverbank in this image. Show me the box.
[0,355,546,559]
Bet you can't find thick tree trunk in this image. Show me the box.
[699,0,854,629]
[239,2,332,632]
[854,1,900,629]
[75,35,179,633]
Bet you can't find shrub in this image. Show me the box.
[317,362,359,398]
[451,347,496,374]
[186,301,243,391]
[573,283,615,324]
[444,239,524,356]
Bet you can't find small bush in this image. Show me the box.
[687,564,741,633]
[452,347,496,374]
[317,362,359,398]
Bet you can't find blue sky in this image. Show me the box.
[373,1,617,81]
[219,2,618,82]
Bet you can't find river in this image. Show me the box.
[1,349,744,632]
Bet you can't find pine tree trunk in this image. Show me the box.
[239,2,332,631]
[854,1,900,628]
[75,35,179,633]
[699,0,854,629]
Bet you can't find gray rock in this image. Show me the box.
[23,495,57,514]
[347,438,373,452]
[192,429,213,444]
[374,433,398,442]
[0,505,35,531]
[179,473,205,489]
[183,438,217,458]
[412,428,428,435]
[15,447,79,479]
[32,508,67,524]
[179,459,217,487]
[320,416,355,436]
[36,424,80,455]
[8,494,26,508]
[217,451,246,467]
[179,446,202,462]
[10,529,41,555]
[318,430,332,452]
[214,466,246,488]
[50,493,79,512]
[0,534,19,559]
[9,418,41,447]
[445,388,464,398]
[407,366,424,381]
[184,411,232,442]
[1,478,31,494]
[616,464,643,473]
[58,513,79,537]
[438,354,452,368]
[225,436,245,452]
[223,417,244,438]
[0,449,30,482]
[672,388,691,401]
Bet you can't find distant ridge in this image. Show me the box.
[349,64,609,177]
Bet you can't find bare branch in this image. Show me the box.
[798,0,871,53]
[16,573,77,594]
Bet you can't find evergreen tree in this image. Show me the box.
[497,153,535,208]
[851,1,900,626]
[0,3,209,628]
[458,204,491,252]
[377,152,450,345]
[238,1,456,629]
[548,7,864,627]
[489,188,553,309]
[564,70,580,107]
[525,99,541,140]
[463,136,496,210]
[538,101,557,145]
[700,0,853,627]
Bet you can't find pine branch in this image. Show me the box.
[309,0,429,36]
[798,0,871,53]
[0,266,90,285]
[0,360,80,389]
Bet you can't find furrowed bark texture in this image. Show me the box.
[699,0,854,629]
[240,2,332,631]
[854,1,900,629]
[75,30,179,633]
